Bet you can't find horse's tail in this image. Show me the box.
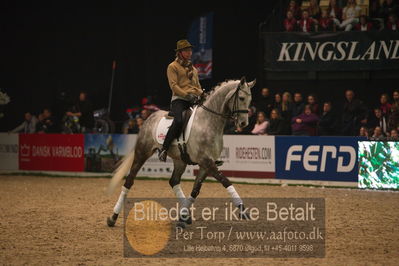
[107,150,135,195]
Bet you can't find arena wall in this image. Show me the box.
[2,133,398,189]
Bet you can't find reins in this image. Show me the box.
[199,84,249,120]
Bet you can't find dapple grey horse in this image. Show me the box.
[107,77,255,227]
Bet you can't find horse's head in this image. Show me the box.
[227,76,255,128]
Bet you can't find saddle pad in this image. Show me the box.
[155,106,197,145]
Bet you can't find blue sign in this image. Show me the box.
[188,12,213,80]
[275,137,365,182]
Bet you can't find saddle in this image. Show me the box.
[156,107,197,165]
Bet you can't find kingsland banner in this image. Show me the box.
[263,31,399,71]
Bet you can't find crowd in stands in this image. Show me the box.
[224,87,399,140]
[10,91,159,135]
[11,108,57,134]
[11,91,95,134]
[283,0,399,32]
[11,87,399,140]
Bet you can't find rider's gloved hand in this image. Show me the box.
[186,93,197,103]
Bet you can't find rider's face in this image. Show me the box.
[180,48,192,60]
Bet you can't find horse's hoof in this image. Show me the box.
[176,221,186,229]
[238,204,251,220]
[239,212,251,220]
[107,216,116,227]
[179,214,192,225]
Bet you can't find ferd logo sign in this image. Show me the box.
[276,137,364,182]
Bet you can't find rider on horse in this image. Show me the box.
[158,39,203,162]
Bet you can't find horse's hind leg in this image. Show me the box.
[107,146,155,227]
[169,159,187,205]
[178,166,208,227]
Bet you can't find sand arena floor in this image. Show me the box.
[0,175,398,265]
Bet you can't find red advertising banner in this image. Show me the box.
[19,134,84,171]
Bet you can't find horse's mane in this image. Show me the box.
[206,79,239,97]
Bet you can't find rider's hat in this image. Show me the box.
[175,39,194,51]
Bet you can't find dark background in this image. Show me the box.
[1,1,398,131]
[0,1,275,131]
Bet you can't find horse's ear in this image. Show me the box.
[240,76,246,85]
[247,79,256,88]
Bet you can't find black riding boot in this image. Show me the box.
[158,99,190,162]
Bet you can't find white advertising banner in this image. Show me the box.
[214,135,275,178]
[0,133,19,170]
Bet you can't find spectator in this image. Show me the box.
[36,108,56,133]
[309,0,321,19]
[339,0,362,31]
[140,109,151,120]
[307,94,319,114]
[136,116,144,131]
[223,119,237,134]
[66,91,94,133]
[141,96,160,113]
[390,128,399,140]
[318,102,338,135]
[11,111,38,133]
[273,93,282,111]
[36,113,45,132]
[267,109,285,135]
[379,0,399,19]
[355,15,373,31]
[341,90,368,136]
[380,93,392,116]
[318,9,334,31]
[328,0,343,21]
[284,10,298,32]
[368,108,389,135]
[251,112,269,135]
[291,104,320,136]
[287,0,301,19]
[298,10,316,32]
[359,126,369,137]
[387,13,399,30]
[372,126,385,140]
[236,107,257,134]
[370,0,381,18]
[292,92,305,117]
[255,88,273,118]
[280,92,293,135]
[388,90,399,130]
[123,119,139,134]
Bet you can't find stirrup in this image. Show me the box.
[215,160,224,167]
[158,149,167,162]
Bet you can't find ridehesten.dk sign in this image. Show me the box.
[19,134,84,171]
[263,31,399,71]
[275,137,364,182]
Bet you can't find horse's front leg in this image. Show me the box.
[169,159,188,205]
[201,158,249,219]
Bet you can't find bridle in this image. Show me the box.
[199,84,250,121]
